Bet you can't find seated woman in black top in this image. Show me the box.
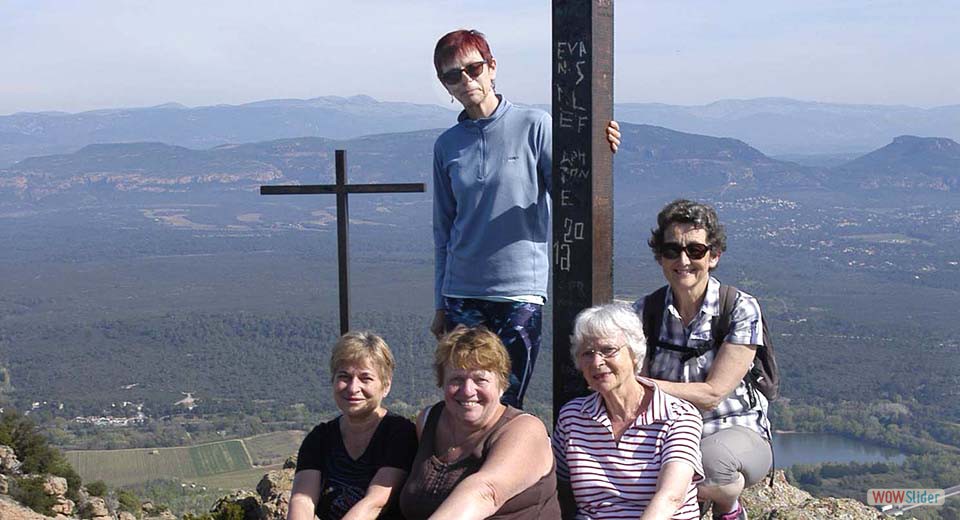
[288,331,418,520]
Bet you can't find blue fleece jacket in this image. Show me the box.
[433,96,552,308]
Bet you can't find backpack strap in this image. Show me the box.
[642,286,669,372]
[715,284,767,409]
[653,341,713,363]
[714,284,739,348]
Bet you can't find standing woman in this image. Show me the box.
[430,29,620,408]
[288,332,418,520]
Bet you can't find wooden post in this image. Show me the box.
[552,0,615,418]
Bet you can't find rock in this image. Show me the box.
[741,470,884,520]
[1,474,8,494]
[282,455,297,470]
[0,495,54,519]
[256,468,294,501]
[41,476,68,497]
[141,500,156,513]
[0,445,22,475]
[118,511,137,520]
[143,511,177,520]
[48,497,74,516]
[213,490,261,520]
[79,495,111,519]
[257,468,294,520]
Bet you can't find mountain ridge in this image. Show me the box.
[4,95,960,167]
[4,125,957,207]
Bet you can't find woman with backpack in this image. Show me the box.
[633,199,774,520]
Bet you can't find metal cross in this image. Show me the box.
[260,149,425,335]
[552,0,615,418]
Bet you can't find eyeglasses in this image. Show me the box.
[439,61,487,85]
[578,344,624,361]
[660,242,712,260]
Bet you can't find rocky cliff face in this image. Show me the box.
[741,471,884,519]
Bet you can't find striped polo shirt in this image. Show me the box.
[552,377,704,519]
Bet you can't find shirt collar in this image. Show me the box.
[457,94,509,125]
[579,377,678,424]
[637,376,677,423]
[664,276,722,319]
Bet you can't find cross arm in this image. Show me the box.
[260,183,425,195]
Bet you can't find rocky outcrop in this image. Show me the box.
[0,444,22,474]
[0,495,54,520]
[211,465,295,520]
[78,496,111,520]
[256,467,294,520]
[742,470,884,519]
[40,475,74,517]
[212,490,262,519]
[41,476,68,497]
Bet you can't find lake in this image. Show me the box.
[773,432,907,468]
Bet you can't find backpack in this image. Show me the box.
[641,284,780,403]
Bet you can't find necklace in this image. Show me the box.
[442,414,486,458]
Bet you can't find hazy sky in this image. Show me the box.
[2,1,957,115]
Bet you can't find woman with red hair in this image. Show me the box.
[430,29,620,410]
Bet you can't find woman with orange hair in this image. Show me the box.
[399,326,560,519]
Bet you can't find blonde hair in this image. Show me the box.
[434,325,511,389]
[329,331,396,384]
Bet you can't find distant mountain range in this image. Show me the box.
[613,98,960,156]
[2,95,959,167]
[0,95,457,167]
[3,123,957,212]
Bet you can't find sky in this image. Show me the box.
[2,1,958,115]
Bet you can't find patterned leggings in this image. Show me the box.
[442,297,542,410]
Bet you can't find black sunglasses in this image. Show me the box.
[439,61,487,85]
[660,242,712,260]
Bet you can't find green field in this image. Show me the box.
[67,439,252,487]
[66,430,307,488]
[243,430,305,466]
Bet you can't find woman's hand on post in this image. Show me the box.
[606,120,621,153]
[431,309,446,339]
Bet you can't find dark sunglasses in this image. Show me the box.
[439,61,487,85]
[660,242,712,260]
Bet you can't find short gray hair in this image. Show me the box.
[570,303,647,374]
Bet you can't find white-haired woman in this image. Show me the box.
[552,303,704,519]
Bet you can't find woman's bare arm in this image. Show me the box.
[287,470,321,520]
[639,461,696,520]
[653,342,757,410]
[341,467,409,520]
[428,415,553,520]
